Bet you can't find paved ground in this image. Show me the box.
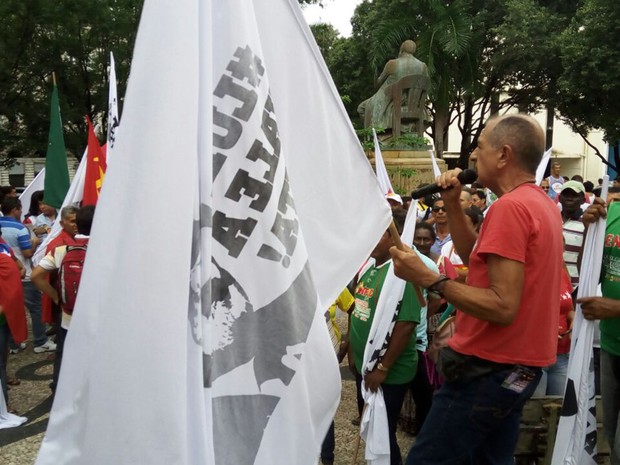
[0,315,415,465]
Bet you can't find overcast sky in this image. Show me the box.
[301,0,363,37]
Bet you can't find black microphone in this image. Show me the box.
[410,169,478,199]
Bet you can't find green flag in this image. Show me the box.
[43,83,70,209]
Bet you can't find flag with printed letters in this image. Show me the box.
[551,177,608,465]
[35,1,391,464]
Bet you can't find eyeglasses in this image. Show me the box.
[541,186,549,190]
[432,206,446,212]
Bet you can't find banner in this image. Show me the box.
[551,176,609,465]
[35,1,391,464]
[360,201,437,464]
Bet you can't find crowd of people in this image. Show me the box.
[0,185,95,412]
[2,114,620,465]
[322,114,620,465]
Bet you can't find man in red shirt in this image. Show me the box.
[41,206,78,327]
[390,114,563,464]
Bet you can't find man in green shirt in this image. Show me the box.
[349,213,421,465]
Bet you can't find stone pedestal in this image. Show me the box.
[368,149,447,195]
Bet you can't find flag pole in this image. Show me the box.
[52,72,57,87]
[388,221,426,307]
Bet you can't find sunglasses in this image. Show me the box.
[432,206,446,212]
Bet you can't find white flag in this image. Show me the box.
[373,128,396,196]
[35,1,391,465]
[32,152,87,266]
[536,148,552,186]
[107,51,120,153]
[427,138,441,179]
[19,168,46,221]
[551,176,608,465]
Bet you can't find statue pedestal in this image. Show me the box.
[368,150,447,195]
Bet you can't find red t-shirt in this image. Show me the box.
[448,184,563,367]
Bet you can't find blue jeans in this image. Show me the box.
[533,353,569,396]
[600,349,620,465]
[23,281,47,347]
[406,365,541,465]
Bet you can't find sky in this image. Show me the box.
[301,0,363,37]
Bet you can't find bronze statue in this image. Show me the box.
[358,40,430,137]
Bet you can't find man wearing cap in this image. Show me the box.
[386,192,403,209]
[559,180,586,291]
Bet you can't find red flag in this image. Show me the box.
[83,116,107,206]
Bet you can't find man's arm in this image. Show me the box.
[579,297,620,320]
[13,256,26,279]
[31,266,59,305]
[435,169,478,264]
[20,235,40,259]
[364,321,416,392]
[390,246,524,326]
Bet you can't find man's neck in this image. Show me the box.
[492,172,536,197]
[562,209,581,222]
[435,222,449,235]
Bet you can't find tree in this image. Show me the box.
[0,0,142,163]
[556,0,620,147]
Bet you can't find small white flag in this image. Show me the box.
[536,148,553,186]
[107,52,120,153]
[35,1,391,464]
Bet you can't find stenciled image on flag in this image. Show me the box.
[187,44,325,465]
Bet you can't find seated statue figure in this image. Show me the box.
[358,40,430,135]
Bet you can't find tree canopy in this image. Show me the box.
[0,0,142,163]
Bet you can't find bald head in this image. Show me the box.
[486,114,545,174]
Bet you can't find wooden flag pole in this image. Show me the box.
[52,72,57,87]
[388,221,426,307]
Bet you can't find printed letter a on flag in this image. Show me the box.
[35,1,390,465]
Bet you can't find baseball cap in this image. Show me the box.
[386,192,403,205]
[560,180,585,194]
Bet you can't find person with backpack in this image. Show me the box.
[31,205,95,394]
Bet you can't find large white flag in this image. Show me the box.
[35,1,391,464]
[551,177,609,465]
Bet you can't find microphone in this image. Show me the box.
[411,169,478,199]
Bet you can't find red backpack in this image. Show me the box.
[58,244,88,314]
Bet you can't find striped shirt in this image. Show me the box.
[0,216,33,279]
[563,219,585,290]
